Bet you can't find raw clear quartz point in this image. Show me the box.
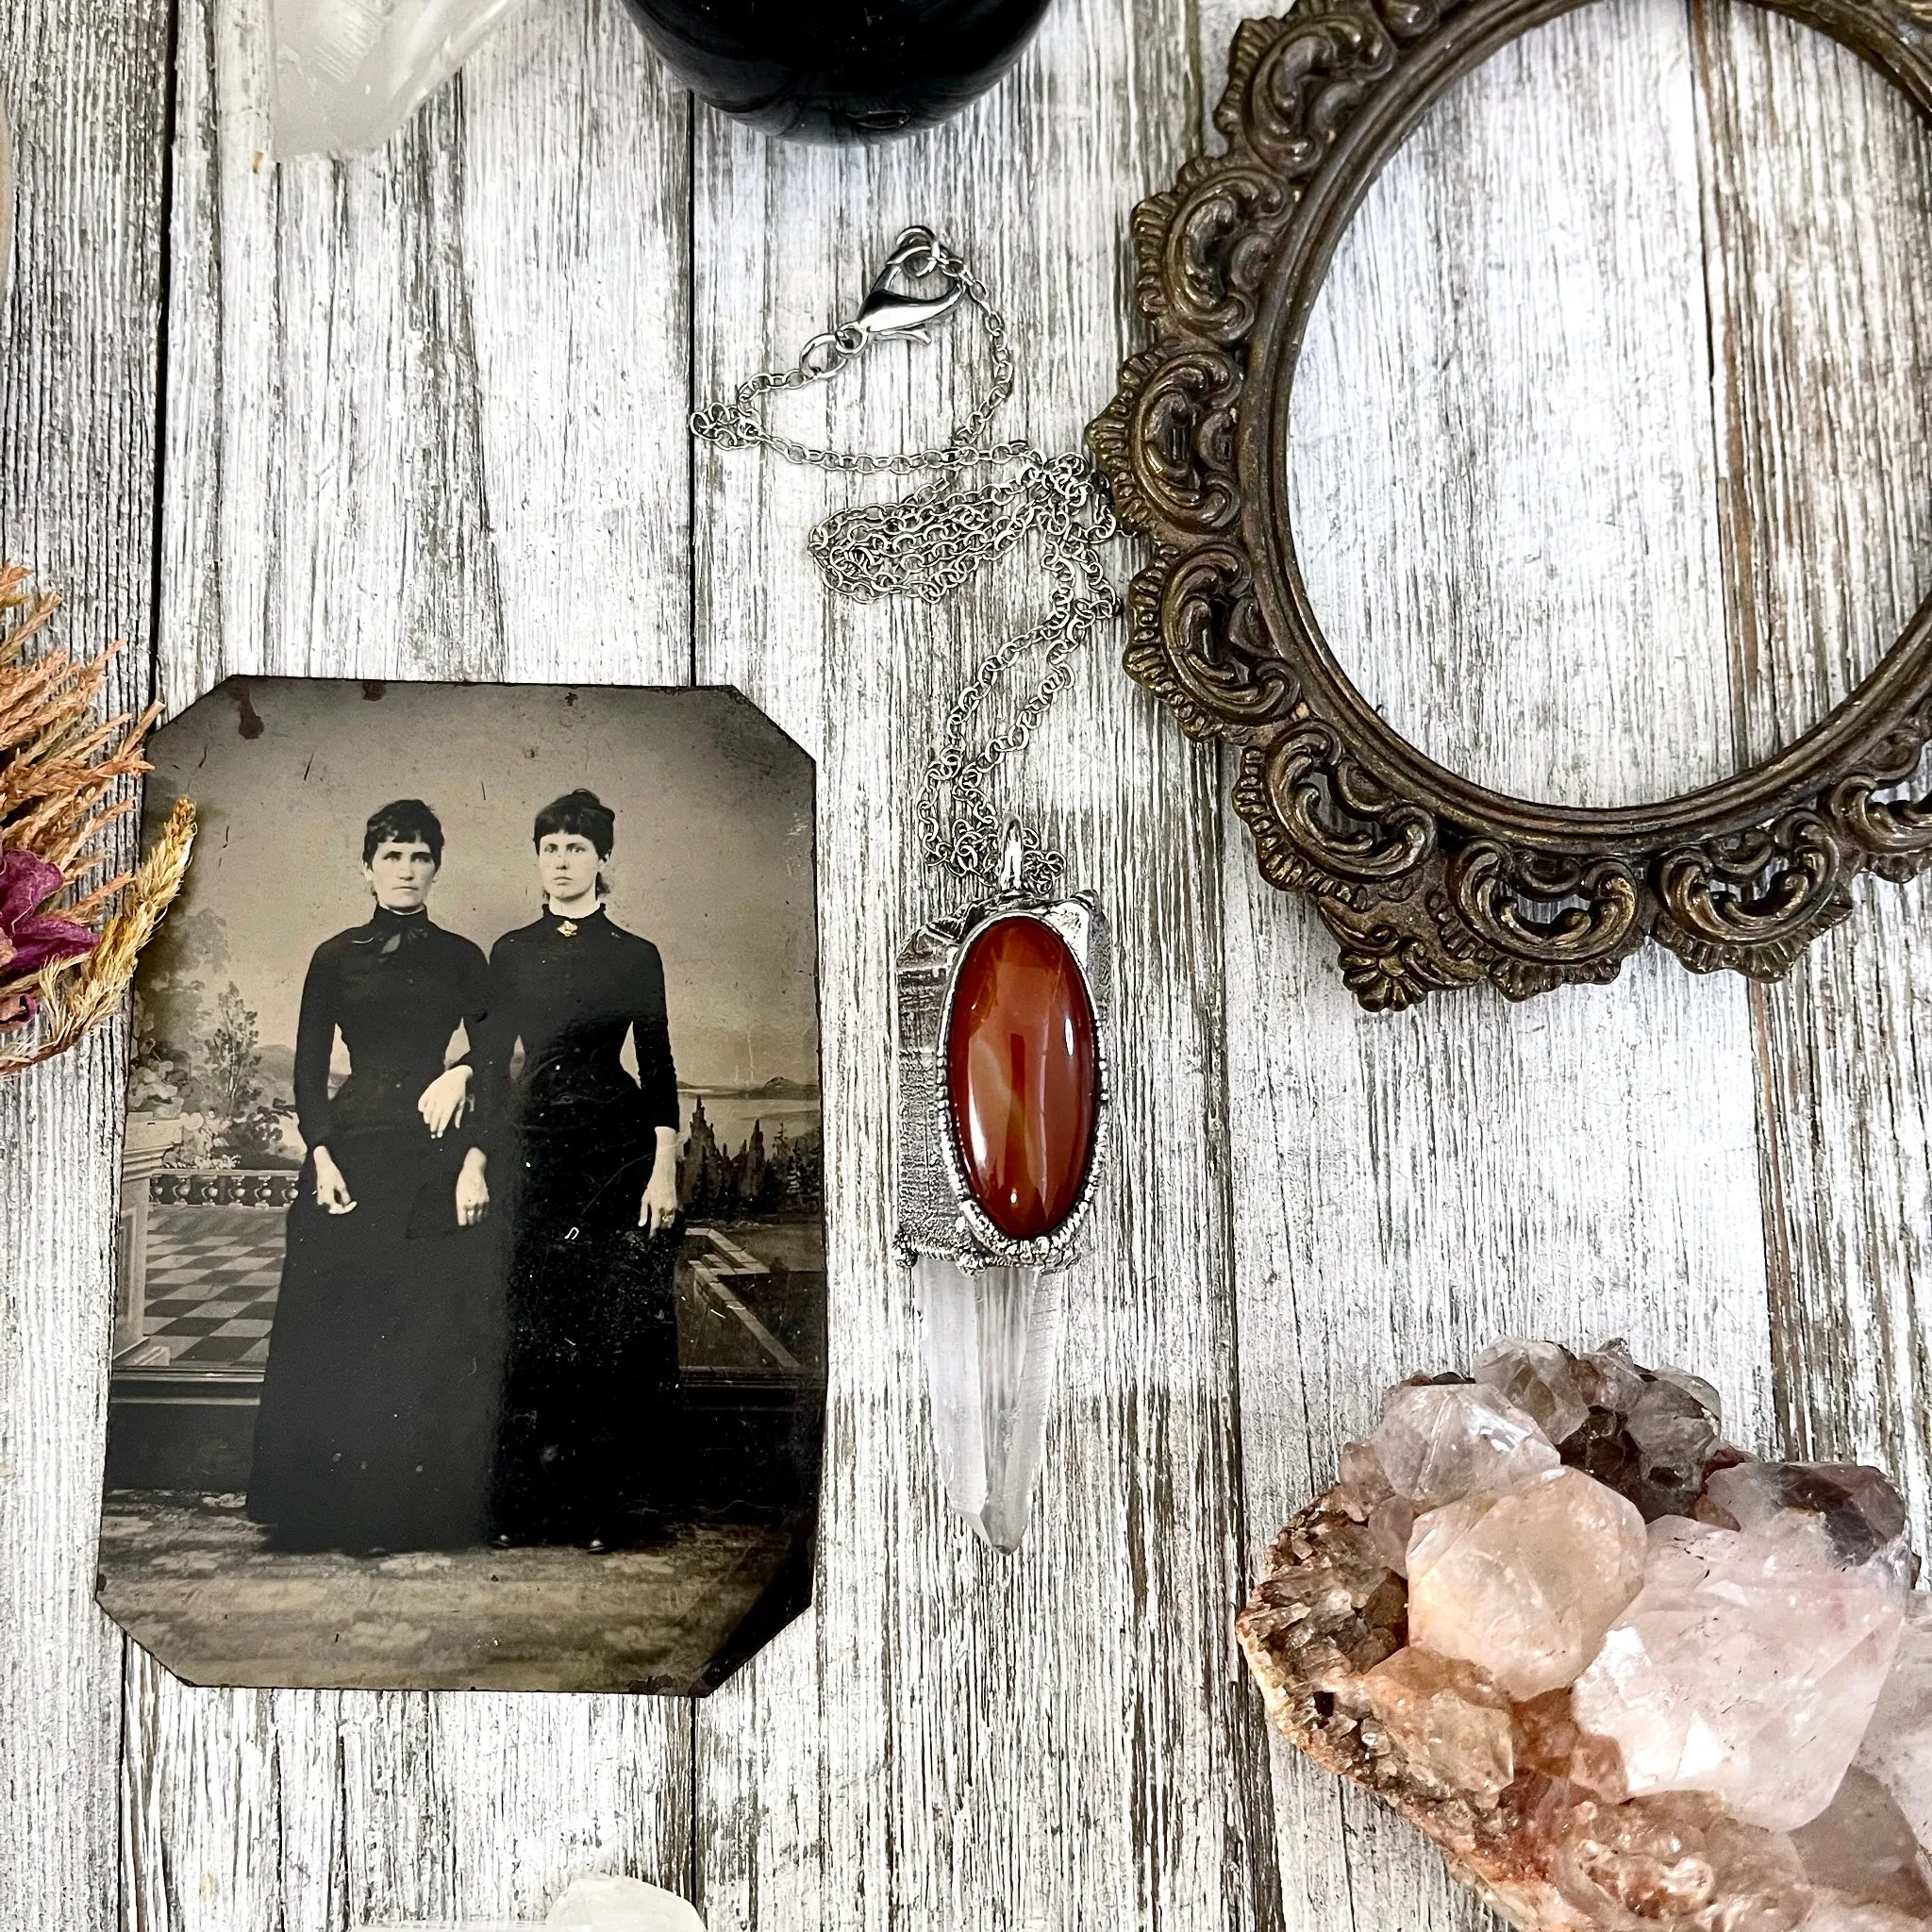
[912,1256,1065,1552]
[269,0,525,157]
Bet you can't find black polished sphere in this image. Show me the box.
[619,0,1055,143]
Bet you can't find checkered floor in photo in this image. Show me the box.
[139,1207,284,1367]
[133,1207,821,1374]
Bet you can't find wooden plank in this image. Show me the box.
[686,1,1283,1924]
[125,4,698,1924]
[157,0,692,710]
[1695,4,1932,1529]
[0,4,169,1929]
[1259,0,1746,809]
[1203,0,1778,1920]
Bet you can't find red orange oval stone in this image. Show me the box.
[945,914,1099,1241]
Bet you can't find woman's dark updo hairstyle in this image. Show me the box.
[363,798,444,866]
[533,789,616,858]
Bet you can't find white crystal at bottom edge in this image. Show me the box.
[912,1256,1066,1553]
[353,1871,708,1930]
[546,1875,706,1930]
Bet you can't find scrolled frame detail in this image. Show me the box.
[1091,0,1932,1008]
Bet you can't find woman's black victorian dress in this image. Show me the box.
[246,906,505,1552]
[476,906,684,1546]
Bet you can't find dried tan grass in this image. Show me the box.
[0,567,192,1076]
[0,797,196,1075]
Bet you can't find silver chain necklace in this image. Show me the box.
[694,226,1118,1551]
[691,225,1119,896]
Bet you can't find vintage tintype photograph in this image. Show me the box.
[99,678,824,1694]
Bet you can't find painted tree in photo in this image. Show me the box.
[202,982,288,1164]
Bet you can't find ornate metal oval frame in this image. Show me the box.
[1091,0,1932,1009]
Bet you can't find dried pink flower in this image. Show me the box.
[0,849,97,1021]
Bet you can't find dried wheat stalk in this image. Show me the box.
[0,566,192,1076]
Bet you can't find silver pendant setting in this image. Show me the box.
[893,879,1114,1275]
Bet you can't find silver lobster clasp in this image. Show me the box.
[795,225,967,377]
[852,225,966,346]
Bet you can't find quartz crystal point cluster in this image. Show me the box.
[911,1257,1065,1551]
[1237,1341,1932,1930]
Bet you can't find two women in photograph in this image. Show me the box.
[246,790,683,1556]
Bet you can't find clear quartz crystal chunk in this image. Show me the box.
[1369,1381,1560,1511]
[912,1255,1065,1552]
[269,0,525,158]
[1571,1516,1907,1830]
[1792,1768,1932,1919]
[1407,1467,1648,1698]
[1857,1594,1932,1858]
[1474,1338,1591,1445]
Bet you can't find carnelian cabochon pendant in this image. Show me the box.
[943,914,1099,1241]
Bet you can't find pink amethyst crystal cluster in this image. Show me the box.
[1236,1341,1932,1930]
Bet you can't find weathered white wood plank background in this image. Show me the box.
[0,7,167,1932]
[0,0,1926,1924]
